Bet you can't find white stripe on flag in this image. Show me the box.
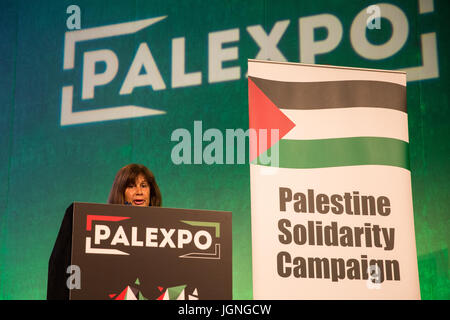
[281,107,409,142]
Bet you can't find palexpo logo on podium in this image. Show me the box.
[61,1,439,126]
[84,214,222,260]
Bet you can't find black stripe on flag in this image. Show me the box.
[249,76,406,112]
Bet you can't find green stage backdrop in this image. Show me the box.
[0,0,448,299]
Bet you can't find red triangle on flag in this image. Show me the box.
[248,78,295,162]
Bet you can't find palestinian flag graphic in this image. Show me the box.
[248,60,420,300]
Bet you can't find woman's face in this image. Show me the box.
[124,174,150,206]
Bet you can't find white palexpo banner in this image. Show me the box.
[248,60,420,299]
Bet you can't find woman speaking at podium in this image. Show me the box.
[47,163,163,300]
[108,163,162,207]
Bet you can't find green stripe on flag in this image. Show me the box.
[255,137,410,170]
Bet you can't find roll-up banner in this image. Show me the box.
[248,59,420,299]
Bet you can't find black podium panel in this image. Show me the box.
[48,202,232,300]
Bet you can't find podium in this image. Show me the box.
[47,202,232,300]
